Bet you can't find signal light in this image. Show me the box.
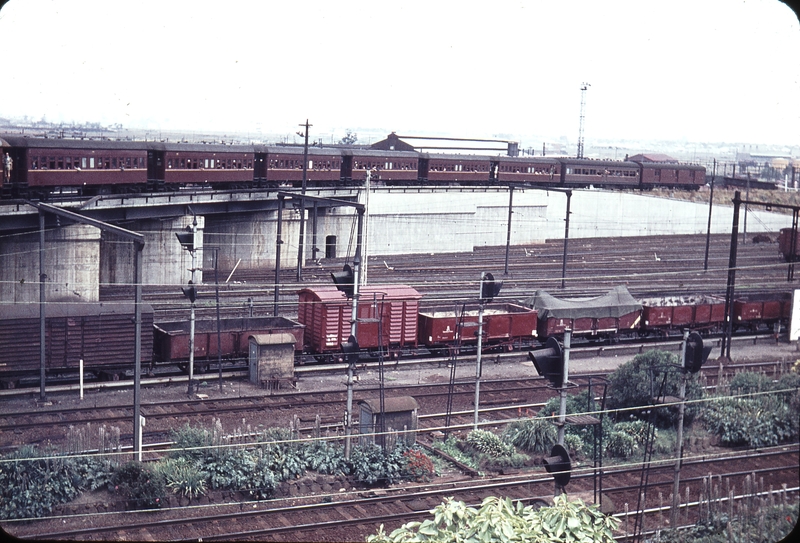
[340,335,360,366]
[684,331,712,373]
[331,264,355,298]
[480,272,503,302]
[181,283,197,303]
[543,443,572,487]
[528,337,565,388]
[175,231,194,251]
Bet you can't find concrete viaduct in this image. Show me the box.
[0,187,791,304]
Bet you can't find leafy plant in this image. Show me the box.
[170,424,211,461]
[301,439,348,476]
[155,457,208,503]
[110,461,165,509]
[402,448,435,482]
[0,446,81,519]
[503,417,556,453]
[465,430,515,458]
[431,436,481,472]
[367,494,618,543]
[348,442,408,486]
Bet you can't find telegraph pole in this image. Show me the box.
[577,82,590,158]
[297,120,311,281]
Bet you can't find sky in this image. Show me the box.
[0,0,798,147]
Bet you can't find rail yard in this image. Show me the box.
[1,215,799,541]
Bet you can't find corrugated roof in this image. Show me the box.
[297,285,422,302]
[359,396,419,413]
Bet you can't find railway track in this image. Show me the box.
[97,232,794,322]
[0,356,789,451]
[8,445,797,542]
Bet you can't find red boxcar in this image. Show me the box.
[0,302,153,384]
[153,316,305,369]
[418,303,538,349]
[297,285,422,356]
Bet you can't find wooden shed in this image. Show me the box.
[358,396,419,448]
[248,333,296,390]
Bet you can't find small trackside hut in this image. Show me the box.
[358,396,419,448]
[248,333,296,390]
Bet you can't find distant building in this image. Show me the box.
[626,153,679,163]
[370,133,416,152]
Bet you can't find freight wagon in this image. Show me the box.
[297,285,422,361]
[153,316,305,371]
[0,302,153,388]
[418,303,538,352]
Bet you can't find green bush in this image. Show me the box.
[703,396,798,447]
[607,350,703,428]
[728,371,773,394]
[110,461,166,509]
[169,424,211,461]
[605,431,638,458]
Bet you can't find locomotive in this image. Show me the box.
[0,134,706,199]
[0,285,789,388]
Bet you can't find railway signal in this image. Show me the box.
[684,331,712,373]
[543,443,572,489]
[528,337,565,388]
[181,282,197,303]
[479,272,503,302]
[331,264,355,298]
[175,230,194,252]
[340,335,360,366]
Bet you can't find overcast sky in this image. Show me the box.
[1,0,798,147]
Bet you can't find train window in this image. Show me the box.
[204,159,209,169]
[89,157,94,168]
[31,158,38,169]
[247,160,252,168]
[66,157,72,169]
[57,157,63,169]
[126,157,131,168]
[180,158,186,168]
[104,158,111,169]
[112,158,117,169]
[308,160,313,170]
[49,157,56,169]
[168,159,173,168]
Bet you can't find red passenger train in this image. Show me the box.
[1,134,706,199]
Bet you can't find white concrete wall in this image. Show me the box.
[316,188,792,258]
[0,224,100,303]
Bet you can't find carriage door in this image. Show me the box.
[325,235,337,259]
[147,150,165,189]
[489,160,500,183]
[254,152,267,186]
[340,154,353,184]
[417,156,429,183]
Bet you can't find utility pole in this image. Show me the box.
[296,120,311,281]
[577,82,590,159]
